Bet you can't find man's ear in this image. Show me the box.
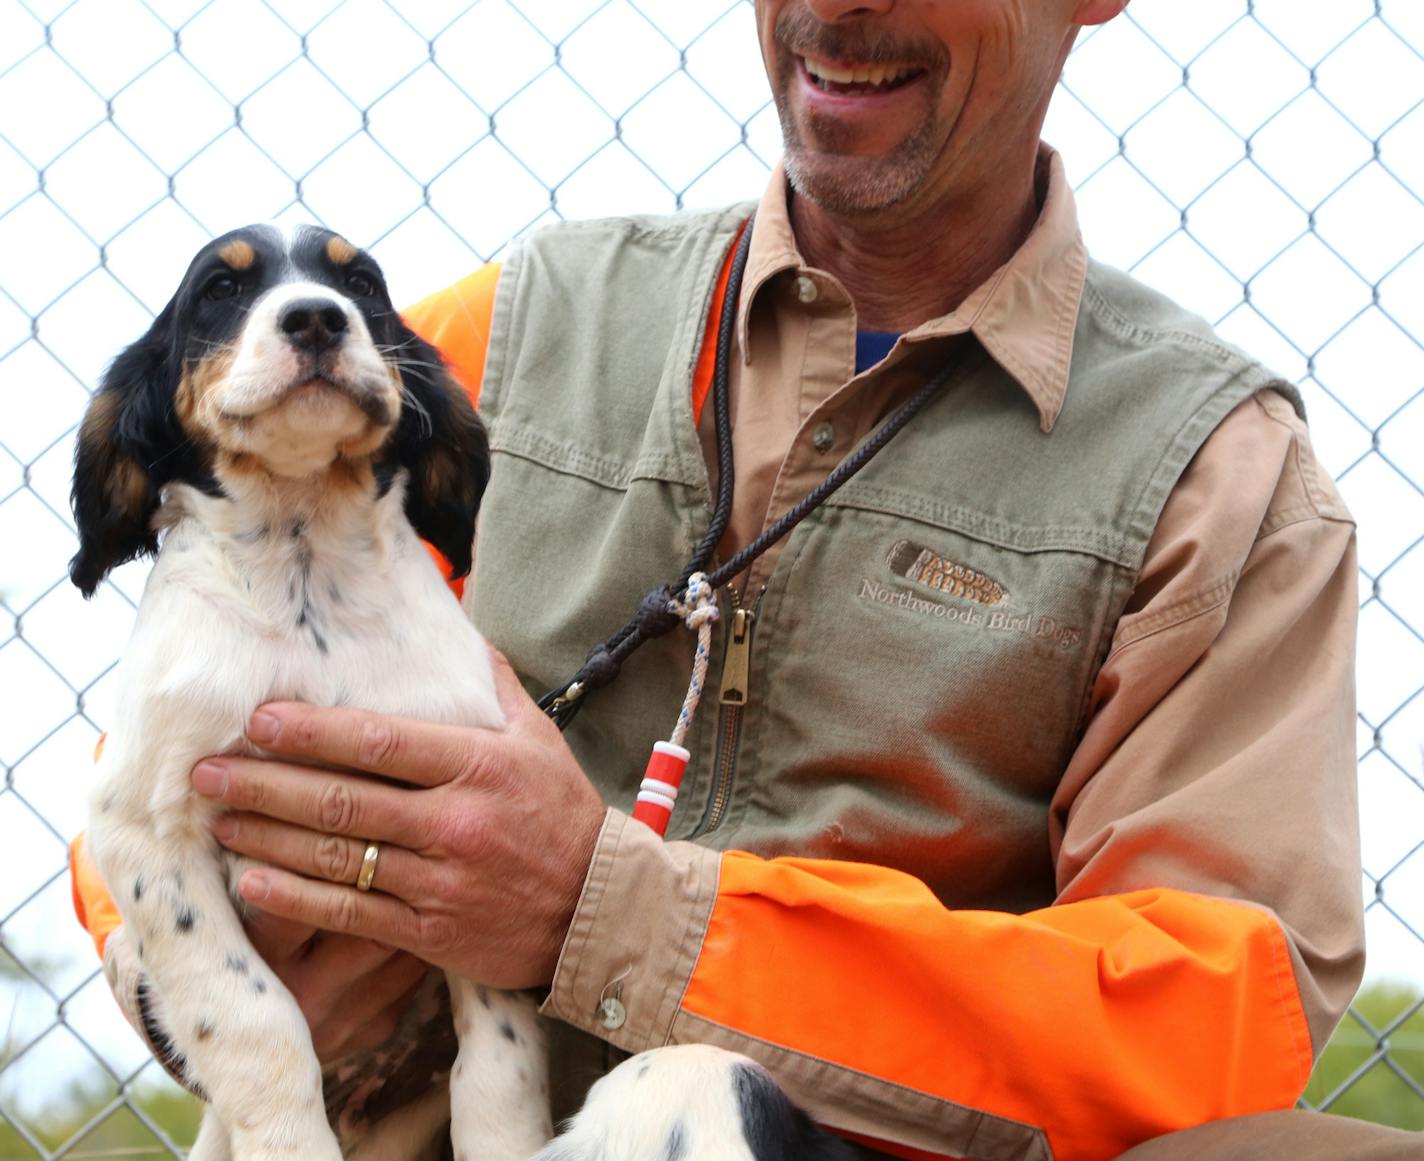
[384,326,490,581]
[69,302,184,597]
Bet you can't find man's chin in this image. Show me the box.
[783,149,928,218]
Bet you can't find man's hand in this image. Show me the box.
[194,650,607,990]
[241,910,433,1062]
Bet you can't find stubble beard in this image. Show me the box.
[779,105,942,216]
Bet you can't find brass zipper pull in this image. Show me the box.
[719,608,756,705]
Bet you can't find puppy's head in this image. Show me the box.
[70,225,488,595]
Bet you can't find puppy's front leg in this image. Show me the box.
[447,977,552,1161]
[92,811,341,1161]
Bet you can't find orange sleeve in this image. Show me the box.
[70,735,123,960]
[401,263,502,601]
[70,832,122,960]
[680,854,1311,1161]
[402,262,501,411]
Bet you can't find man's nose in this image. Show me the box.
[806,0,896,21]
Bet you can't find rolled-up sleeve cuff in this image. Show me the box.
[540,808,721,1053]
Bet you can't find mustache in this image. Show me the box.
[772,7,949,70]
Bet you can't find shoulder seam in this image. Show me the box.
[1081,272,1274,382]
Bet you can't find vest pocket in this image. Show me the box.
[729,503,1120,911]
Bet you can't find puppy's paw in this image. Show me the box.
[534,1044,855,1161]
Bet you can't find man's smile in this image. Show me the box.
[798,54,927,97]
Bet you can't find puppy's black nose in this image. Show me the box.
[279,297,348,352]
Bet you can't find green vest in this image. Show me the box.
[472,205,1298,914]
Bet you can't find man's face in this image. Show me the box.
[757,0,1085,217]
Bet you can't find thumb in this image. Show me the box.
[485,646,545,730]
[243,905,320,963]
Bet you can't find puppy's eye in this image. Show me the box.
[205,275,241,301]
[345,271,377,297]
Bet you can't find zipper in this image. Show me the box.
[694,584,764,835]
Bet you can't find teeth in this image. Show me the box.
[804,57,915,88]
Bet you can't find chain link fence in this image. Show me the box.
[0,0,1420,1155]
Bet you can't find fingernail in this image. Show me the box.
[248,711,280,744]
[212,814,238,841]
[241,871,271,903]
[192,761,228,797]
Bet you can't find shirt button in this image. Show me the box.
[812,421,835,453]
[794,275,819,304]
[597,996,627,1030]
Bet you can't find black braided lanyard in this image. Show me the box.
[539,212,962,730]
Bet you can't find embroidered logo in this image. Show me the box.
[885,539,1007,607]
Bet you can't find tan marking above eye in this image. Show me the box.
[325,235,359,265]
[218,239,256,271]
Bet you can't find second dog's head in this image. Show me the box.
[70,225,488,595]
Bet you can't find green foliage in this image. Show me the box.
[1305,981,1424,1130]
[0,1083,201,1159]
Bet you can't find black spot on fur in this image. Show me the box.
[252,977,267,995]
[175,908,196,933]
[499,1018,517,1043]
[663,1122,687,1161]
[733,1064,855,1161]
[638,1060,651,1079]
[224,952,249,974]
[132,878,143,901]
[477,986,490,1009]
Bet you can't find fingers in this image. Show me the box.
[487,647,542,728]
[193,756,428,848]
[217,813,423,900]
[243,906,320,964]
[245,702,482,788]
[238,866,429,953]
[310,955,432,1060]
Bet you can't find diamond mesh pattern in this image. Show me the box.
[1,0,1420,1152]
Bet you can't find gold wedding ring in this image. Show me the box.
[355,842,380,893]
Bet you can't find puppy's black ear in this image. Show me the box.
[69,303,183,597]
[385,326,489,580]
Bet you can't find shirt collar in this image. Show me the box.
[738,144,1088,434]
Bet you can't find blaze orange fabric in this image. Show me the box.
[402,262,500,412]
[690,220,748,427]
[683,852,1313,1161]
[70,831,121,960]
[402,264,501,603]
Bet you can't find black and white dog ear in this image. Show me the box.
[385,325,490,581]
[69,303,183,597]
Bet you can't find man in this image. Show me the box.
[76,1,1417,1157]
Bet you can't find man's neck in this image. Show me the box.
[788,164,1041,334]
